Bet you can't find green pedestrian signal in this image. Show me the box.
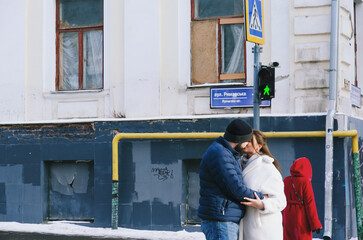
[258,65,275,100]
[263,85,270,95]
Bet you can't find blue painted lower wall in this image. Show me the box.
[0,115,360,239]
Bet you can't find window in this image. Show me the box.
[56,0,103,91]
[45,160,94,221]
[182,159,201,225]
[193,0,243,19]
[191,0,245,85]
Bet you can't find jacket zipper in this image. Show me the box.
[222,200,229,215]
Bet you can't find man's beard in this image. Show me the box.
[234,143,245,155]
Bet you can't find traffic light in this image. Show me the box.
[258,65,275,100]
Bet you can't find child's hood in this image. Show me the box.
[290,157,312,181]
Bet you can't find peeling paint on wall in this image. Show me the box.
[48,161,94,220]
[50,162,90,195]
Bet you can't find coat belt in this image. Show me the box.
[287,200,304,205]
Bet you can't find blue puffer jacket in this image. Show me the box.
[198,137,264,223]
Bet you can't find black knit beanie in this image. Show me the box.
[224,119,253,143]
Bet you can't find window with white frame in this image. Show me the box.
[56,0,103,91]
[191,0,245,85]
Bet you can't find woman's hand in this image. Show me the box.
[240,192,265,210]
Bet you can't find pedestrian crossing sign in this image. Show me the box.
[245,0,264,45]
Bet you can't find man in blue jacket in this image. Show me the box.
[198,119,264,240]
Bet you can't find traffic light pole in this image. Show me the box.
[253,43,262,130]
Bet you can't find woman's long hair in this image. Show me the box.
[252,129,282,174]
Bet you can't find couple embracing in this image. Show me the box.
[198,119,286,240]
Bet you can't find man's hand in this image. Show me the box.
[240,192,265,210]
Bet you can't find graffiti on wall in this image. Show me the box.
[152,167,174,181]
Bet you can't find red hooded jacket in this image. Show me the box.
[282,157,322,240]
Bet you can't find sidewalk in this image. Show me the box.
[0,231,137,240]
[0,221,205,240]
[0,221,326,240]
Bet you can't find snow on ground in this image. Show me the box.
[0,221,324,240]
[0,221,204,240]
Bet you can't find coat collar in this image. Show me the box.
[216,136,240,158]
[242,154,274,177]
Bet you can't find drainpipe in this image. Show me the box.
[324,0,339,239]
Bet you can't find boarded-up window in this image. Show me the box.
[191,20,218,85]
[191,0,246,85]
[46,161,94,221]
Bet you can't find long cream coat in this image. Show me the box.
[239,154,286,240]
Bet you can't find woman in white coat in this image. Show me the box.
[238,130,286,240]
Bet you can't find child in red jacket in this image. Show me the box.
[282,157,322,240]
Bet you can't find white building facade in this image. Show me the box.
[0,0,362,122]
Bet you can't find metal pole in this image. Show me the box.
[253,43,261,130]
[111,133,121,230]
[111,181,118,229]
[324,0,339,238]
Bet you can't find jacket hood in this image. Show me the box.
[290,157,312,181]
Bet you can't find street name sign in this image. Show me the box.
[210,87,270,108]
[351,84,361,108]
